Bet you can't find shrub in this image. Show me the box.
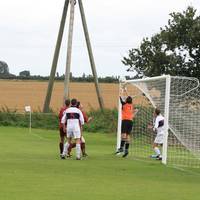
[0,108,118,133]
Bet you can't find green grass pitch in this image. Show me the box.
[0,126,200,200]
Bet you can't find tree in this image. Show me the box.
[122,7,200,78]
[0,61,9,75]
[19,70,30,77]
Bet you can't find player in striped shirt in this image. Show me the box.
[61,98,84,160]
[67,101,92,157]
[149,108,165,160]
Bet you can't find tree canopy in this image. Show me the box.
[122,7,200,78]
[0,61,9,75]
[19,70,30,77]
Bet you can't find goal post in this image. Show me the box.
[117,75,200,168]
[116,83,122,150]
[162,75,171,165]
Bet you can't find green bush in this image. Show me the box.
[0,106,153,134]
[84,108,118,133]
[0,111,58,130]
[0,108,118,133]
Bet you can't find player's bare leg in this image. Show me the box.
[81,136,87,157]
[151,143,162,160]
[67,142,76,157]
[68,137,88,157]
[81,142,87,156]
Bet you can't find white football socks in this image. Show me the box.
[62,142,69,156]
[76,143,81,159]
[154,147,161,156]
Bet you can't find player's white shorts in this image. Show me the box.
[67,126,81,139]
[154,133,164,144]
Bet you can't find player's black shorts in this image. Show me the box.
[121,120,133,134]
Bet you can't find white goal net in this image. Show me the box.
[117,75,200,168]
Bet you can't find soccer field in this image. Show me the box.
[0,127,199,200]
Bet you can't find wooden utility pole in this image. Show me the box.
[63,0,75,100]
[78,0,104,109]
[43,0,104,112]
[43,0,69,112]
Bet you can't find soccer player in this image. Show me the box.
[115,87,136,157]
[61,98,84,160]
[58,99,70,158]
[67,101,92,157]
[150,108,165,160]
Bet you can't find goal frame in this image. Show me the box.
[117,75,171,165]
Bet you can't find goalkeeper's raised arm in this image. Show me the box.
[120,86,129,96]
[119,87,130,105]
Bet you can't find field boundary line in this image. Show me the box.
[29,132,50,141]
[167,165,200,175]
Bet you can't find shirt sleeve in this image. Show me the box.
[120,96,126,105]
[79,110,85,125]
[61,110,66,124]
[58,108,63,121]
[82,111,88,123]
[153,117,159,130]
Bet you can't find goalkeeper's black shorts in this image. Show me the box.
[121,120,133,134]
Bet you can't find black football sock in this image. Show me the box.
[125,143,130,153]
[120,140,126,149]
[59,142,63,154]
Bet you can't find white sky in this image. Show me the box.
[0,0,199,77]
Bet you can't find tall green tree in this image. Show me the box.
[122,7,200,78]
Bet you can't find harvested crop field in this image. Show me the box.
[0,80,119,112]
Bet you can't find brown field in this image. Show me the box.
[0,80,149,112]
[0,80,120,112]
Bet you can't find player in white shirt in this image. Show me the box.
[61,98,84,160]
[149,108,165,160]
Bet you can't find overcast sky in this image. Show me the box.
[0,0,199,77]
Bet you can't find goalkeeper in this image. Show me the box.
[149,108,165,160]
[115,87,136,157]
